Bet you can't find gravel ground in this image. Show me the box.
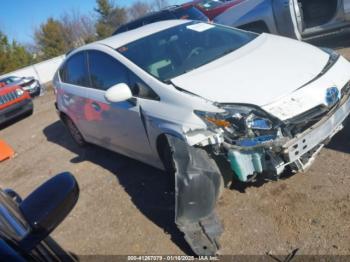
[0,35,350,258]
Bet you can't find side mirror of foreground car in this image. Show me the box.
[105,83,133,103]
[18,172,79,251]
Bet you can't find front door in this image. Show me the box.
[85,50,154,162]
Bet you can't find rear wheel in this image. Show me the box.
[64,117,86,147]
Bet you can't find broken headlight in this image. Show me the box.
[195,104,280,146]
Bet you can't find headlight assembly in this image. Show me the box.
[195,104,281,146]
[16,88,24,96]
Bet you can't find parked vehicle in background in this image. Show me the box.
[0,86,33,125]
[0,172,79,261]
[54,20,350,255]
[214,0,350,40]
[113,5,209,34]
[188,0,243,20]
[0,76,41,97]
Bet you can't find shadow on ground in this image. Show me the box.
[326,117,350,154]
[0,112,32,130]
[43,120,194,255]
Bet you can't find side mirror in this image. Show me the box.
[105,83,133,103]
[19,172,79,251]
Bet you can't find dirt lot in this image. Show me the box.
[1,37,350,258]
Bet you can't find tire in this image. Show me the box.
[161,143,175,175]
[64,117,87,147]
[26,108,33,116]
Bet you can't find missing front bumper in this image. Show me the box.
[226,95,350,182]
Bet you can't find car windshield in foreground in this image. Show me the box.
[117,21,257,82]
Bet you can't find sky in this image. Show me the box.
[0,0,185,45]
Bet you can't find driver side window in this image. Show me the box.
[87,50,129,91]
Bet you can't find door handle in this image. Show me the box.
[91,102,101,111]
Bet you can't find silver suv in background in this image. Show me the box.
[214,0,350,40]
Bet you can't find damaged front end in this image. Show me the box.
[194,104,288,182]
[167,87,350,256]
[193,87,350,183]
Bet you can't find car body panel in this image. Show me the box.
[264,55,350,120]
[0,86,33,124]
[171,33,331,119]
[213,0,279,32]
[85,88,158,165]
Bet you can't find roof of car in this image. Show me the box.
[95,19,190,49]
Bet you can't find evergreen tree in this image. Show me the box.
[95,0,127,39]
[34,18,68,60]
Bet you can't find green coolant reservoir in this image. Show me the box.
[228,149,264,182]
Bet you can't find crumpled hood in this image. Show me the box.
[171,33,329,107]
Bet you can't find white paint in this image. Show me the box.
[171,33,329,109]
[105,83,133,103]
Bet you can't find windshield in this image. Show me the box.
[117,21,257,82]
[0,76,20,84]
[197,0,225,10]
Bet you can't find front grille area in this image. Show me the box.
[285,81,350,136]
[0,91,19,105]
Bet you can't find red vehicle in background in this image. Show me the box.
[185,0,243,20]
[0,84,33,125]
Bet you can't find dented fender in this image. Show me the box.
[166,135,223,256]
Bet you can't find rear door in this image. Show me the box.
[59,51,93,140]
[85,50,155,161]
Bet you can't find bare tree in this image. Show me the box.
[60,10,96,48]
[128,1,153,20]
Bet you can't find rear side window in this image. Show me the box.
[87,50,129,91]
[60,52,90,87]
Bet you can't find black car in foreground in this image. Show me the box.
[0,172,79,261]
[113,4,209,34]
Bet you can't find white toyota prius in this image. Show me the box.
[54,20,350,255]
